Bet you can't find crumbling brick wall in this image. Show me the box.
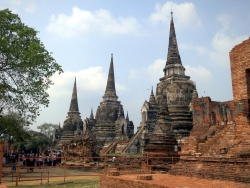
[191,97,234,139]
[181,38,250,158]
[168,158,250,183]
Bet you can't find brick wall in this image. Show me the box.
[230,37,250,101]
[169,158,250,183]
[180,38,250,158]
[191,97,235,139]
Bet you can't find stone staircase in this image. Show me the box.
[121,125,144,155]
[56,131,75,149]
[115,141,129,153]
[101,141,118,154]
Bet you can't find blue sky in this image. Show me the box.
[1,0,250,131]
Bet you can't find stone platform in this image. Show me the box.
[100,174,249,188]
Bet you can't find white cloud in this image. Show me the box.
[46,6,141,38]
[48,66,126,98]
[185,65,212,84]
[148,1,202,29]
[210,14,248,66]
[147,58,165,80]
[128,59,165,82]
[146,59,212,85]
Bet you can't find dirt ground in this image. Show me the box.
[1,164,102,187]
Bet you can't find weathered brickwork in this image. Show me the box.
[169,158,250,184]
[230,38,250,101]
[181,38,250,158]
[174,38,250,183]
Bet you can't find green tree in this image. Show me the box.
[24,130,52,152]
[37,122,59,138]
[0,9,63,123]
[0,112,31,152]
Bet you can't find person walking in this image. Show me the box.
[53,153,56,166]
[11,155,16,173]
[29,154,34,172]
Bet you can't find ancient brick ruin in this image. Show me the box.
[62,130,98,159]
[167,38,250,183]
[52,78,83,150]
[123,11,197,155]
[53,54,134,153]
[180,37,250,158]
[51,12,250,185]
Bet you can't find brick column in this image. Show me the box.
[230,38,250,125]
[230,38,250,101]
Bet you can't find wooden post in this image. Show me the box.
[0,141,4,184]
[16,150,20,186]
[63,155,66,183]
[104,156,107,175]
[146,154,149,173]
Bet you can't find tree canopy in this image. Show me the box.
[0,9,63,123]
[20,130,52,152]
[0,112,30,143]
[37,122,59,138]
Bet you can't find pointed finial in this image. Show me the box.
[69,77,79,112]
[126,111,129,121]
[90,107,94,119]
[151,86,154,95]
[171,5,173,20]
[111,54,113,62]
[102,53,118,101]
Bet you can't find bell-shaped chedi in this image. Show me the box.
[53,78,83,150]
[102,54,118,102]
[95,54,129,147]
[63,77,83,131]
[155,11,197,138]
[145,94,178,156]
[83,108,96,134]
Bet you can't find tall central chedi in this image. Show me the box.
[95,54,129,148]
[155,11,197,138]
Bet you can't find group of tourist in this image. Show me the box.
[3,152,62,172]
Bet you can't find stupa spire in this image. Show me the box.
[58,122,61,131]
[69,77,79,112]
[126,111,129,121]
[165,11,182,66]
[151,86,154,95]
[90,107,94,119]
[149,86,157,105]
[102,54,118,101]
